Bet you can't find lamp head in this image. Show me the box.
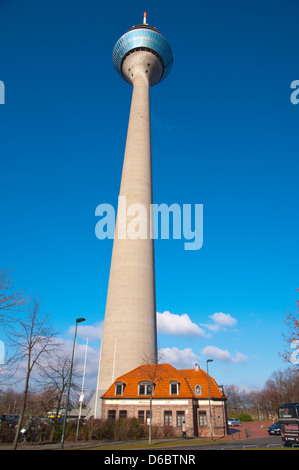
[76,317,86,323]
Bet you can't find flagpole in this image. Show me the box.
[76,337,88,438]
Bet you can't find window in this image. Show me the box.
[115,382,125,396]
[164,411,172,426]
[138,410,144,423]
[177,411,185,427]
[278,405,299,419]
[119,410,127,419]
[169,381,180,395]
[138,382,154,396]
[138,410,151,425]
[108,410,116,422]
[198,411,207,427]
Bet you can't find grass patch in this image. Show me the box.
[67,438,214,451]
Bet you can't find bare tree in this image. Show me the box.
[138,352,169,445]
[224,385,248,416]
[0,268,29,324]
[261,368,299,415]
[246,390,262,420]
[37,351,81,441]
[0,268,30,386]
[0,388,23,415]
[0,349,18,387]
[280,289,299,372]
[7,297,58,450]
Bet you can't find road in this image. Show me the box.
[0,435,290,451]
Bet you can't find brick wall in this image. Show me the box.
[102,398,227,438]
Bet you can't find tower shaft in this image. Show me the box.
[97,69,157,392]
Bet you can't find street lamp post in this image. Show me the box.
[206,359,214,441]
[61,317,86,450]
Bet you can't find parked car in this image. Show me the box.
[0,414,19,427]
[228,418,242,426]
[267,421,281,435]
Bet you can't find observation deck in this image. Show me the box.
[112,21,173,85]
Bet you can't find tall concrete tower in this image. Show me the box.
[96,14,173,402]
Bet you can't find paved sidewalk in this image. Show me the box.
[222,419,274,441]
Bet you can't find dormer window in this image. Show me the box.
[170,381,180,395]
[115,382,125,396]
[138,381,154,396]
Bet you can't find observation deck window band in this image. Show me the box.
[120,47,165,80]
[128,24,160,33]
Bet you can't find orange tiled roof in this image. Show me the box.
[179,368,226,400]
[101,363,226,400]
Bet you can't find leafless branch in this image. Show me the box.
[9,297,59,449]
[0,268,30,324]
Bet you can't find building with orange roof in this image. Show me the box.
[101,363,228,438]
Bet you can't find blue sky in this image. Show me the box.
[0,0,298,395]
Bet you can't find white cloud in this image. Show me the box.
[75,342,100,380]
[230,351,248,363]
[201,312,237,332]
[68,321,104,342]
[65,323,102,392]
[157,311,205,337]
[201,345,247,363]
[159,346,199,369]
[4,338,100,395]
[210,312,237,327]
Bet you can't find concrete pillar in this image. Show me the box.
[97,64,157,392]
